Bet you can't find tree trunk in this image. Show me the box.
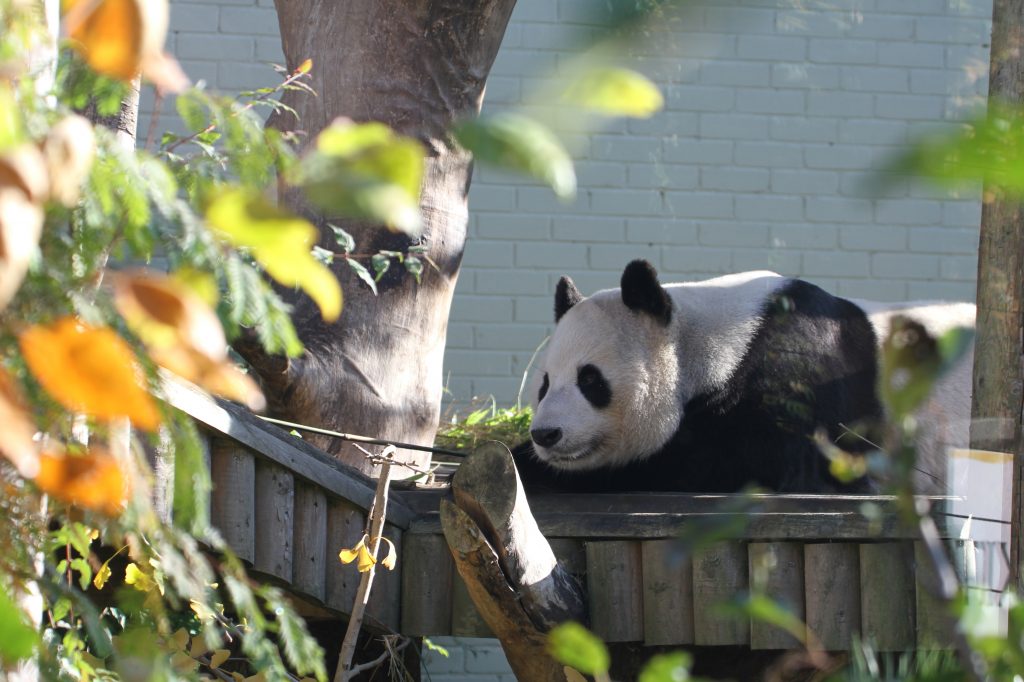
[255,0,516,476]
[970,0,1024,589]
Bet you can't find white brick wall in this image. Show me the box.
[149,2,992,677]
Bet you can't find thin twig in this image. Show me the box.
[335,446,396,682]
[344,636,412,676]
[164,66,310,154]
[256,414,465,457]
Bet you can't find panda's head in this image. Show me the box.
[529,260,684,471]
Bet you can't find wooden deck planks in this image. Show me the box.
[749,542,805,650]
[641,539,694,646]
[693,542,749,646]
[805,543,861,651]
[587,541,644,642]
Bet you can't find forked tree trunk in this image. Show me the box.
[970,0,1024,589]
[252,0,516,476]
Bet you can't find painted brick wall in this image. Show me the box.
[149,1,992,678]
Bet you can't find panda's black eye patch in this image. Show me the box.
[538,373,549,402]
[577,364,611,408]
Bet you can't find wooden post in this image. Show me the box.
[972,0,1024,590]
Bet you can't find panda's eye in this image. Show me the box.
[577,364,611,408]
[538,373,549,402]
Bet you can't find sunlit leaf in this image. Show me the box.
[0,582,38,665]
[880,315,942,419]
[0,143,50,201]
[297,58,312,75]
[20,318,161,431]
[720,594,807,646]
[338,536,367,565]
[64,0,172,87]
[454,113,576,200]
[41,114,95,206]
[210,649,230,669]
[292,119,424,235]
[562,67,663,118]
[338,535,376,572]
[113,271,265,410]
[0,368,39,478]
[93,546,126,589]
[125,562,156,592]
[547,622,610,675]
[347,259,377,295]
[639,651,693,682]
[378,536,397,570]
[35,448,127,516]
[206,189,342,322]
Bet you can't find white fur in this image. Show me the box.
[531,271,788,470]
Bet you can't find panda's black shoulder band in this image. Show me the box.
[621,259,672,326]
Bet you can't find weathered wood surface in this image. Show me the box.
[325,500,365,614]
[587,541,643,642]
[292,483,327,602]
[404,490,943,539]
[914,541,955,649]
[254,461,294,581]
[804,543,860,651]
[451,572,492,638]
[749,542,805,650]
[209,439,256,564]
[400,533,453,636]
[860,542,916,651]
[366,524,403,633]
[693,542,749,646]
[163,376,415,527]
[641,540,694,646]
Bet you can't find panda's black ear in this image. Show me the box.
[621,259,672,326]
[555,276,583,322]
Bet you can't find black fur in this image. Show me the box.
[577,364,612,408]
[621,259,672,326]
[514,279,881,494]
[555,276,583,322]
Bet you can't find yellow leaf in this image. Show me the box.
[64,0,169,83]
[93,558,112,590]
[339,535,367,565]
[0,368,39,478]
[40,115,95,206]
[206,190,342,322]
[297,58,312,75]
[189,635,209,659]
[378,536,397,570]
[169,628,189,652]
[230,674,245,682]
[209,649,230,669]
[562,67,664,118]
[19,318,161,431]
[35,448,127,516]
[356,542,376,572]
[171,651,199,673]
[563,666,587,682]
[124,562,155,592]
[113,271,265,410]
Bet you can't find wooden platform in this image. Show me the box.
[166,380,955,652]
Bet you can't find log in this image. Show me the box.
[693,542,749,646]
[641,539,694,646]
[586,541,643,642]
[804,543,860,651]
[441,501,567,682]
[450,442,587,630]
[749,542,805,650]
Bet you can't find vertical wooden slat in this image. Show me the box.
[451,571,492,637]
[401,533,453,635]
[915,542,954,649]
[749,542,805,650]
[804,543,860,651]
[693,542,748,646]
[366,525,403,632]
[550,538,587,576]
[325,499,365,614]
[860,542,915,651]
[254,461,294,581]
[587,541,644,642]
[210,439,255,563]
[641,539,694,646]
[292,483,327,602]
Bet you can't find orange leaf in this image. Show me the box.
[64,0,169,83]
[35,448,127,516]
[297,58,312,75]
[113,272,265,410]
[0,368,39,478]
[20,318,161,431]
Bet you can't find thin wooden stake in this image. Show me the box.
[335,446,395,682]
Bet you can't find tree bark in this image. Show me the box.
[442,443,587,681]
[257,0,516,476]
[970,0,1024,590]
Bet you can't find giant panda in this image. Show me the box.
[512,259,974,495]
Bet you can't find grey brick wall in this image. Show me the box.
[149,2,992,677]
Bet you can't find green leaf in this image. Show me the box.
[371,253,391,281]
[330,223,355,252]
[293,121,424,235]
[176,92,210,133]
[562,67,664,118]
[454,113,576,200]
[639,652,693,682]
[312,245,334,265]
[347,259,378,295]
[206,188,343,322]
[547,622,610,676]
[938,326,974,376]
[170,413,212,535]
[720,594,806,645]
[880,315,942,419]
[404,254,423,283]
[0,582,38,665]
[423,638,449,658]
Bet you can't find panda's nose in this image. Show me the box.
[531,428,562,448]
